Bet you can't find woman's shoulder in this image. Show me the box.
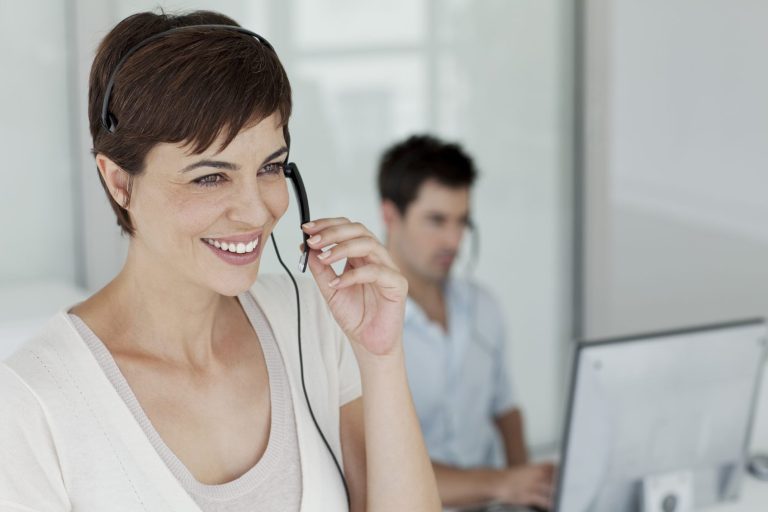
[249,273,330,321]
[249,273,344,352]
[3,312,88,399]
[0,360,71,508]
[0,358,56,460]
[250,272,323,301]
[0,360,42,415]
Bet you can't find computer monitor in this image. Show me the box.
[554,319,767,512]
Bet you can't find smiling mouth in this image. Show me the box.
[202,236,260,254]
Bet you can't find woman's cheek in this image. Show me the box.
[263,180,290,221]
[162,189,226,236]
[179,196,226,234]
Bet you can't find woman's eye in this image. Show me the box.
[193,174,225,187]
[259,162,285,177]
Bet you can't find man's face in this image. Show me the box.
[391,180,471,283]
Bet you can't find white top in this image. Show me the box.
[0,274,362,512]
[403,278,517,469]
[68,289,301,511]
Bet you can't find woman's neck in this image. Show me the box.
[74,245,246,370]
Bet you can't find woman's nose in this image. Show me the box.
[228,178,270,226]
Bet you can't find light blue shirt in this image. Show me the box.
[403,279,518,469]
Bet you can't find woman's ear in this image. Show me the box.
[96,154,132,208]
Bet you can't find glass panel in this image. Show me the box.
[0,0,76,285]
[292,0,426,50]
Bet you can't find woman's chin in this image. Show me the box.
[202,266,262,297]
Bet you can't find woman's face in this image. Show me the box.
[127,112,290,296]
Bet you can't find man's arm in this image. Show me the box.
[494,407,529,466]
[432,462,500,508]
[432,461,554,510]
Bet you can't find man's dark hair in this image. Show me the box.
[377,135,477,215]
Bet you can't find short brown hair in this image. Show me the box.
[89,10,292,235]
[377,135,477,215]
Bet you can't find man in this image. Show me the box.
[377,135,555,511]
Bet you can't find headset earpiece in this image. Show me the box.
[104,113,118,134]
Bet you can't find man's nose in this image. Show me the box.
[444,225,465,249]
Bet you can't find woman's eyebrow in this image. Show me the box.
[178,146,288,173]
[261,146,288,165]
[179,160,239,173]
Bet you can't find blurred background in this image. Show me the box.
[1,0,767,456]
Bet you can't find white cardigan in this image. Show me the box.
[0,275,361,512]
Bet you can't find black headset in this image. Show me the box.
[100,24,348,506]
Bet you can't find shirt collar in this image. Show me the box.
[404,278,458,325]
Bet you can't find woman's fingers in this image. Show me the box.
[313,236,396,269]
[329,263,408,300]
[302,217,397,271]
[302,219,376,249]
[300,218,405,301]
[302,217,365,235]
[302,244,341,294]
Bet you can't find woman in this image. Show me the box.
[0,10,440,512]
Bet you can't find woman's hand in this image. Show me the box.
[301,217,407,356]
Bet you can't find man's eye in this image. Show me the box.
[193,174,225,187]
[260,162,285,176]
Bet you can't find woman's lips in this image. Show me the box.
[202,235,262,266]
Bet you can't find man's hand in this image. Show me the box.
[492,463,556,510]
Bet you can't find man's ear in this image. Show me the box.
[96,154,132,209]
[381,199,402,230]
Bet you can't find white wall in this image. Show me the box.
[0,0,87,350]
[582,0,768,339]
[0,0,77,286]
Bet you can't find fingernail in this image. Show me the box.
[329,277,340,287]
[302,221,315,229]
[317,250,331,260]
[307,235,321,245]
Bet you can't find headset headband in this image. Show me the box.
[100,24,274,134]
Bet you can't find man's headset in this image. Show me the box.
[100,24,348,506]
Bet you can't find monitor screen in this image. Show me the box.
[555,319,767,512]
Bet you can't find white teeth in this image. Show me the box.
[204,236,260,254]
